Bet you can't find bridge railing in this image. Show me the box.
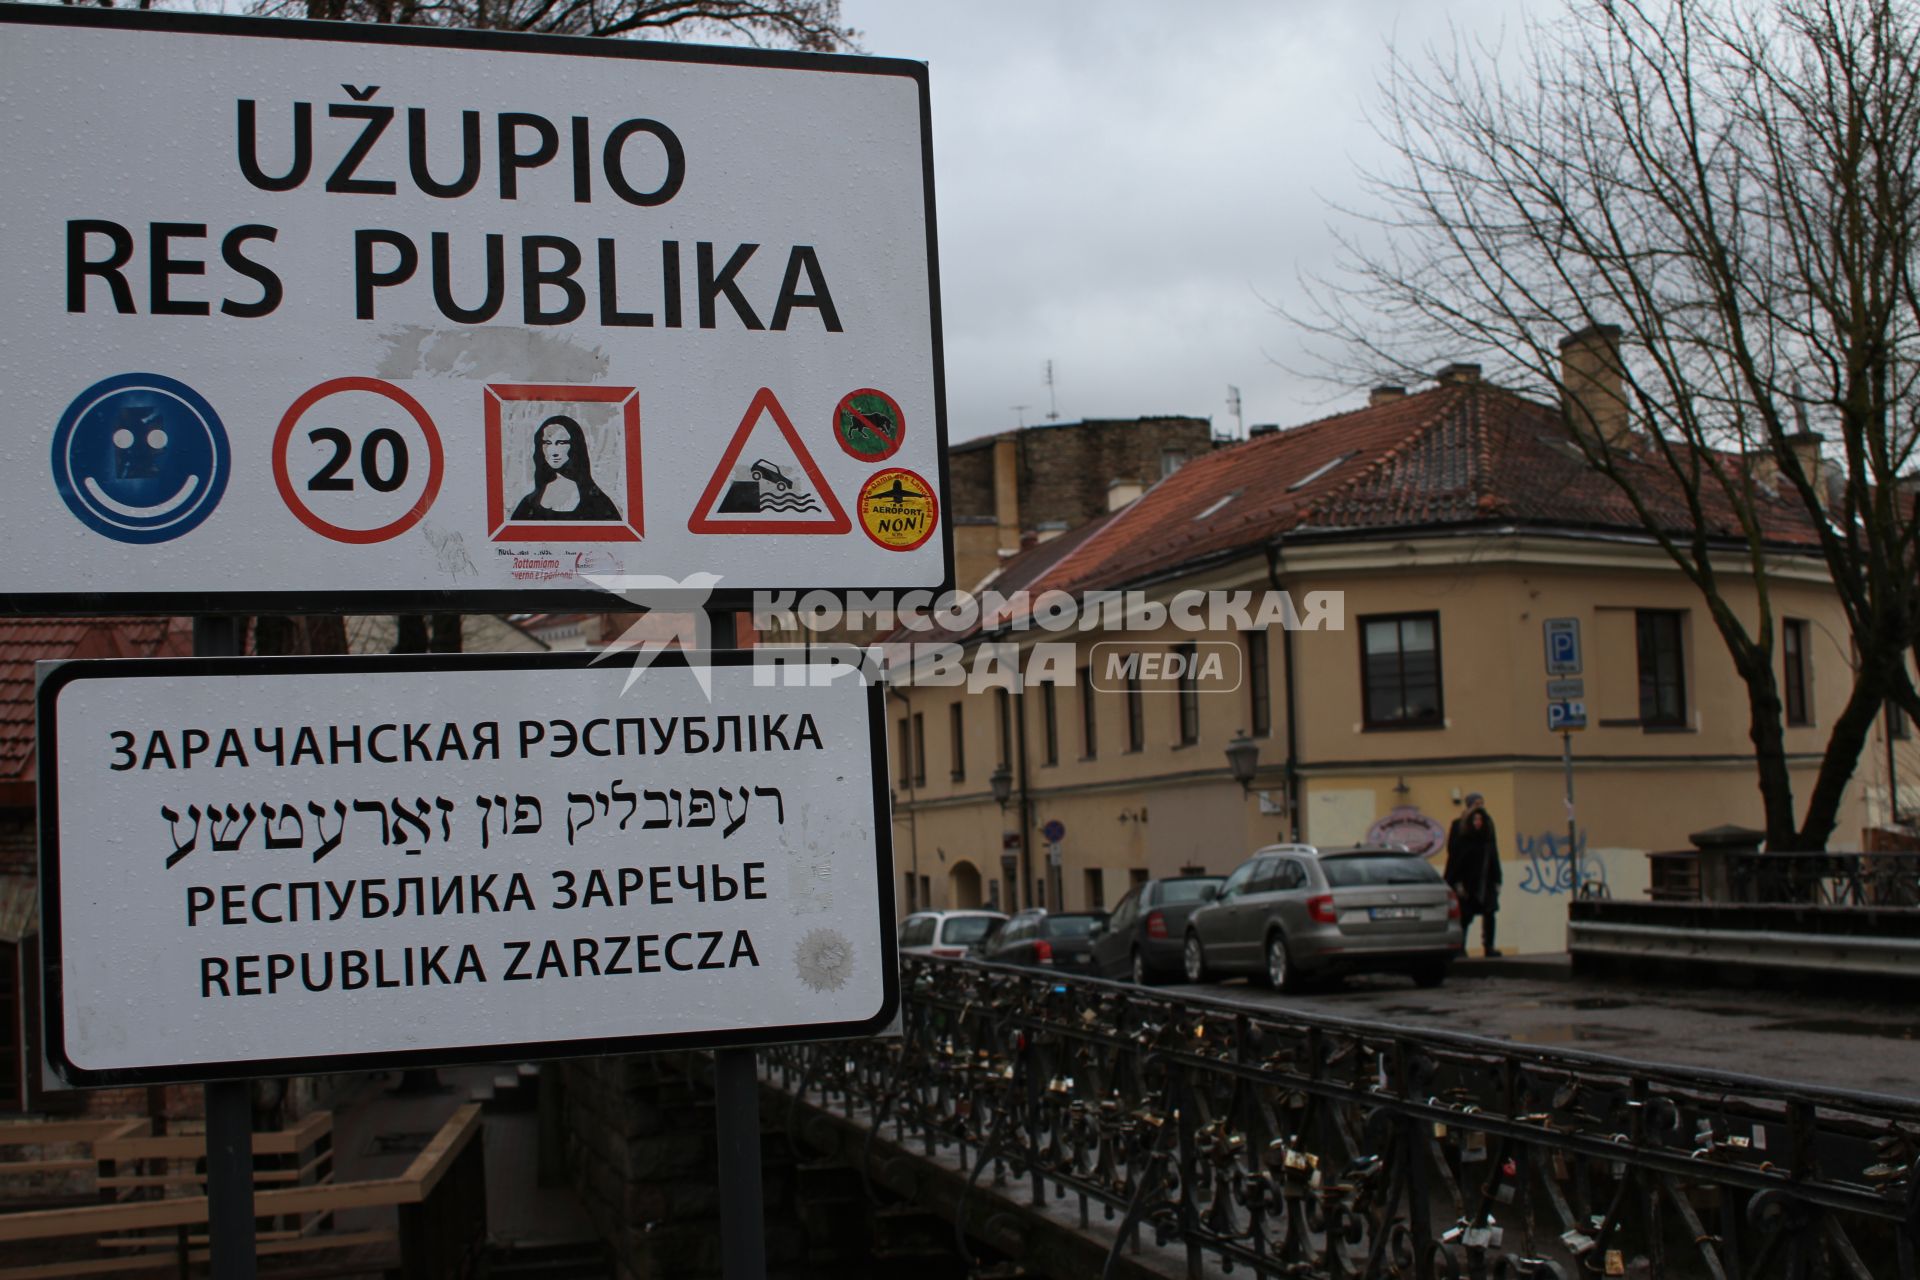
[1725,850,1920,908]
[767,957,1920,1279]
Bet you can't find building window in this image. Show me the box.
[896,717,912,783]
[995,688,1012,768]
[1360,613,1443,728]
[1084,868,1106,910]
[1160,448,1188,477]
[1783,618,1811,726]
[1079,667,1097,758]
[920,874,931,911]
[1175,643,1200,745]
[1040,681,1059,765]
[911,712,926,786]
[1129,868,1150,891]
[949,702,966,780]
[904,871,918,913]
[1246,628,1271,737]
[1126,672,1145,752]
[1636,610,1687,727]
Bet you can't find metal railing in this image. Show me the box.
[767,958,1920,1279]
[1725,851,1920,908]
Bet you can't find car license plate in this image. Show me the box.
[1370,907,1419,920]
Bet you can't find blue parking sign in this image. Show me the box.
[1544,618,1582,674]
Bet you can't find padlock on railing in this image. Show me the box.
[1558,1227,1596,1256]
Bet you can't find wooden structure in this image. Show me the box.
[0,1104,483,1279]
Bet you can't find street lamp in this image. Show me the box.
[1225,731,1259,794]
[990,762,1013,810]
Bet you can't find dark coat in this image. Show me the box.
[1444,809,1502,905]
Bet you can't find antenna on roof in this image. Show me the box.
[1227,385,1243,439]
[1044,360,1059,422]
[1010,404,1029,429]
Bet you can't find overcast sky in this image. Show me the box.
[845,1,1523,443]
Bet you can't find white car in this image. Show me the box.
[897,910,1007,959]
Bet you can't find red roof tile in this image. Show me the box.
[1043,383,1820,597]
[0,618,193,789]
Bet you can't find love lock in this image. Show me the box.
[1461,1223,1504,1250]
[1462,1130,1490,1163]
[1559,1227,1596,1255]
[1492,1156,1519,1202]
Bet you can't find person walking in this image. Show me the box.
[1444,793,1502,957]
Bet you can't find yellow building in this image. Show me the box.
[884,357,1864,955]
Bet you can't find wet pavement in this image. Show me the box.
[1177,958,1920,1097]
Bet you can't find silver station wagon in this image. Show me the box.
[1182,845,1463,990]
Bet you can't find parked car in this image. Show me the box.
[1088,875,1225,984]
[897,909,1007,959]
[976,909,1105,975]
[1182,846,1462,989]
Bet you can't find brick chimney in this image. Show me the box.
[994,435,1020,551]
[1558,325,1631,449]
[1784,430,1826,505]
[1107,478,1144,511]
[1434,363,1481,387]
[1369,385,1407,407]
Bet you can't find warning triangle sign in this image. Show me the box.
[688,387,852,535]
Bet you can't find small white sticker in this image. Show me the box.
[795,928,854,992]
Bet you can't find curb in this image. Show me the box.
[1450,953,1573,982]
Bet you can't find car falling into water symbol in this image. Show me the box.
[749,459,792,490]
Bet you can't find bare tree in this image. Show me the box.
[243,0,855,48]
[1294,0,1920,850]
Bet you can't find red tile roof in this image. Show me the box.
[0,618,193,791]
[1043,382,1820,597]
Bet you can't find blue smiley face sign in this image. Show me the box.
[51,374,231,544]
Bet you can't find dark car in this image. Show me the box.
[976,909,1105,975]
[1183,845,1462,990]
[1088,875,1225,984]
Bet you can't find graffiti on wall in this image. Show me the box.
[1515,828,1608,896]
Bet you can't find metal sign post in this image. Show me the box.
[192,617,257,1280]
[706,611,765,1280]
[1562,729,1579,897]
[1543,627,1584,897]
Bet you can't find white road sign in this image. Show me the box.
[0,8,949,613]
[37,651,897,1085]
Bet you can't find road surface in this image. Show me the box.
[1173,957,1920,1098]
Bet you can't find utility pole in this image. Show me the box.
[1044,359,1059,422]
[1227,385,1243,439]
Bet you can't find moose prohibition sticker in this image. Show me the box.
[856,467,937,551]
[833,389,905,462]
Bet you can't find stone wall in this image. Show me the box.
[562,1054,816,1280]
